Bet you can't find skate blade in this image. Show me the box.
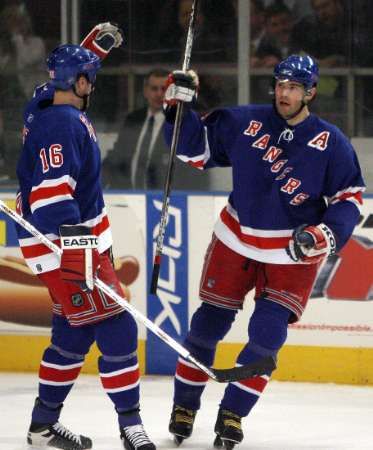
[214,435,240,450]
[213,435,224,448]
[173,434,185,446]
[222,441,236,450]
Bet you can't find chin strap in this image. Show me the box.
[72,85,90,111]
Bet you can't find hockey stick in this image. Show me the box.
[0,200,276,383]
[150,0,198,295]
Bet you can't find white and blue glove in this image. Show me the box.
[81,22,124,59]
[286,223,336,264]
[164,70,199,106]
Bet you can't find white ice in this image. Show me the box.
[0,373,372,450]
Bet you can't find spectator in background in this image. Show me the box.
[290,0,349,129]
[158,0,229,63]
[0,3,46,97]
[102,69,208,190]
[230,0,269,103]
[261,0,313,23]
[255,2,295,67]
[0,4,28,181]
[231,0,267,67]
[291,0,348,67]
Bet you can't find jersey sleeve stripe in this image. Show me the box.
[30,183,74,205]
[328,186,365,204]
[178,154,205,169]
[176,126,211,170]
[330,190,363,205]
[29,175,77,212]
[18,211,112,274]
[18,233,59,247]
[20,238,61,258]
[30,194,75,213]
[30,174,77,191]
[91,214,110,235]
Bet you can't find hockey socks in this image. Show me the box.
[33,346,84,423]
[220,299,291,417]
[99,353,141,427]
[174,303,236,411]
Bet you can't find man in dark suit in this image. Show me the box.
[102,68,208,190]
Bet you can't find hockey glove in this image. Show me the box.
[80,22,124,59]
[286,223,336,264]
[60,225,100,292]
[164,70,199,107]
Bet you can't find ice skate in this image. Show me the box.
[27,421,92,449]
[213,408,243,450]
[120,424,156,450]
[169,404,197,445]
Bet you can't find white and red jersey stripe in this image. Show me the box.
[18,208,112,274]
[18,233,61,273]
[39,360,84,386]
[100,363,140,394]
[175,357,209,387]
[177,127,211,169]
[29,175,77,213]
[214,203,295,264]
[327,186,365,212]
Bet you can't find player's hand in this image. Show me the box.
[80,22,124,59]
[60,225,100,292]
[286,223,336,264]
[164,70,199,107]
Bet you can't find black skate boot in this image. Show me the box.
[168,404,197,446]
[213,408,243,450]
[120,424,156,450]
[27,421,92,449]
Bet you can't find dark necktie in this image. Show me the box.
[134,115,155,189]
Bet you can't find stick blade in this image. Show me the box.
[211,356,276,383]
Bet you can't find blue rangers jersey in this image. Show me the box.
[16,83,112,274]
[164,104,365,264]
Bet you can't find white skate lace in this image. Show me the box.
[123,424,152,448]
[52,422,82,445]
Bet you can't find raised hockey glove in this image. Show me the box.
[60,225,100,292]
[286,223,336,264]
[164,70,199,107]
[80,22,124,59]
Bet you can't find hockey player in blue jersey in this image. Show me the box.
[16,25,156,450]
[164,55,365,448]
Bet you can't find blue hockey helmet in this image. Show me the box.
[273,55,319,90]
[47,44,101,90]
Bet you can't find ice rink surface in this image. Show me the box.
[0,373,372,450]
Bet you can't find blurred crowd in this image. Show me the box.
[1,0,373,187]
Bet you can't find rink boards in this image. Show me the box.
[0,192,372,384]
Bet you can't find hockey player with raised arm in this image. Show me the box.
[163,55,365,449]
[16,24,155,450]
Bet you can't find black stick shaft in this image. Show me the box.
[150,0,199,294]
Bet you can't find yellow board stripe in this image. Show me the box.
[0,335,146,375]
[0,220,5,246]
[214,343,373,385]
[1,336,373,385]
[0,199,16,246]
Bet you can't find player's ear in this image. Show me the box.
[75,74,88,91]
[304,87,316,103]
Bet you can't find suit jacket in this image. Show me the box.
[102,107,209,190]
